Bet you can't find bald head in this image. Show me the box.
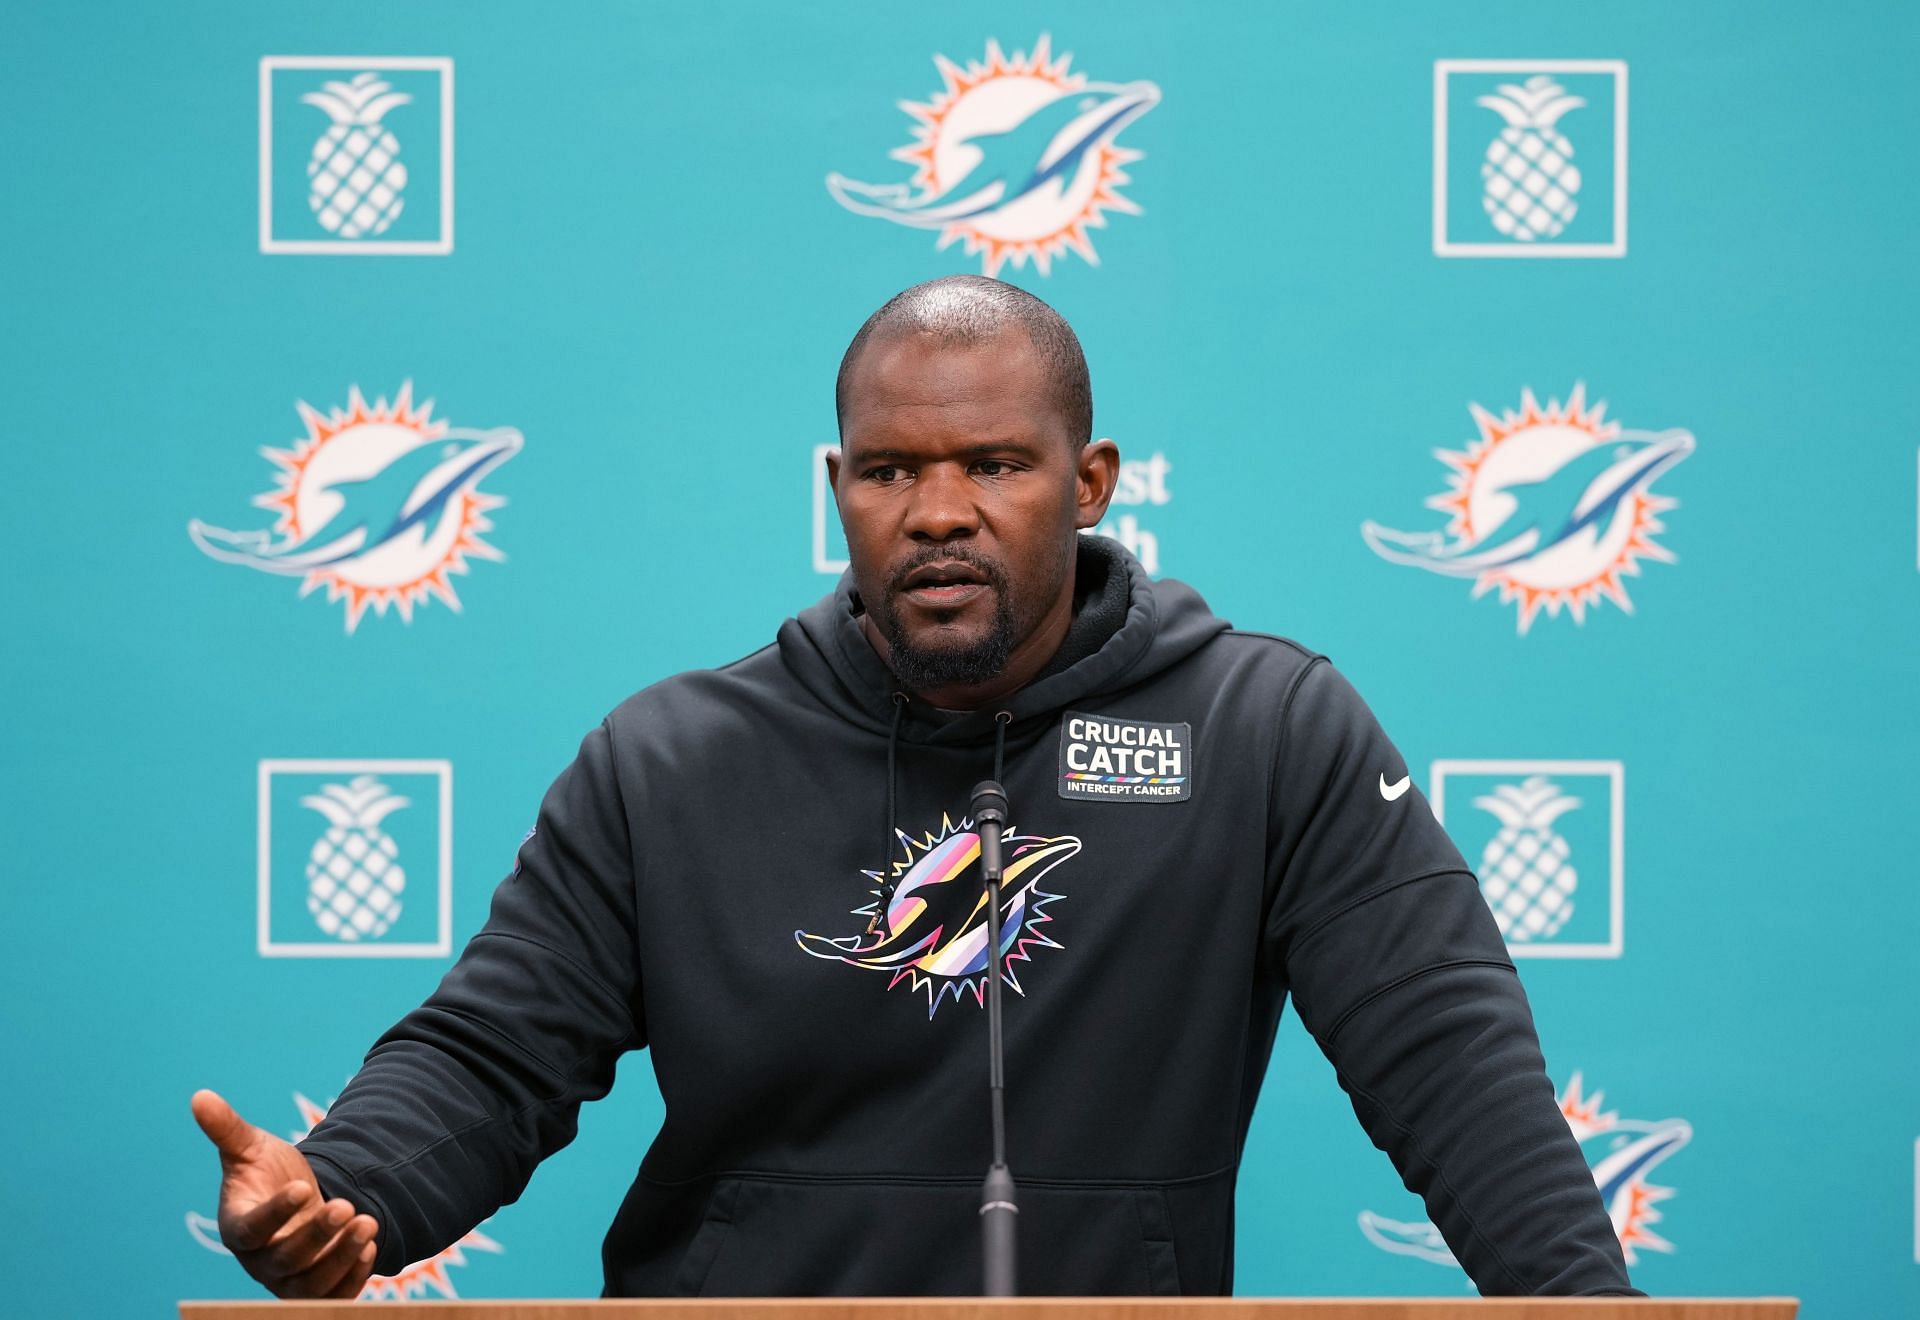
[835,275,1093,448]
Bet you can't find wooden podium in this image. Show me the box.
[180,1299,1798,1319]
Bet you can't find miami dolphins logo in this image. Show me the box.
[188,384,521,632]
[796,815,1080,1016]
[1362,385,1694,633]
[187,1090,502,1298]
[827,35,1159,276]
[1360,1073,1691,1268]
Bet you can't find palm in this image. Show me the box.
[220,1127,314,1224]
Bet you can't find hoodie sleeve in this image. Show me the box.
[1263,660,1637,1297]
[296,720,643,1277]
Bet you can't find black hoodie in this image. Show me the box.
[298,538,1636,1297]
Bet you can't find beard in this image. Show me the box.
[868,543,1018,694]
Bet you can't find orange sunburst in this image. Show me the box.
[940,142,1143,276]
[248,383,514,632]
[893,37,1084,187]
[1557,1071,1617,1132]
[849,35,1157,277]
[256,383,444,539]
[1556,1073,1683,1266]
[1423,384,1683,633]
[1615,1179,1678,1263]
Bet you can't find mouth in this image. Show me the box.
[897,561,992,610]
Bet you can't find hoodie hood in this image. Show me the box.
[778,535,1231,747]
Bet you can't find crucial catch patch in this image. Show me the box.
[1057,712,1192,803]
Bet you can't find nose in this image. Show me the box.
[902,464,980,543]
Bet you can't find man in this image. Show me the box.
[193,276,1637,1299]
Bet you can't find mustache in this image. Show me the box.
[885,543,1009,594]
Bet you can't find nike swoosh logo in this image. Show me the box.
[1379,773,1411,802]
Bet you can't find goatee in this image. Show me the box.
[872,546,1017,694]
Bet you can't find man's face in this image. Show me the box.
[829,328,1113,695]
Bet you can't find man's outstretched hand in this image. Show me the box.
[191,1089,382,1299]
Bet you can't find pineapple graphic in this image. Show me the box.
[301,72,412,239]
[1473,775,1581,941]
[1476,75,1586,241]
[301,775,409,941]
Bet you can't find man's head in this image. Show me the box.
[828,276,1119,705]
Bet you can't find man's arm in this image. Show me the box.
[1263,660,1637,1296]
[297,719,644,1278]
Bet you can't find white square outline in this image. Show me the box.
[260,56,455,256]
[1433,59,1627,259]
[258,758,453,957]
[1429,758,1624,958]
[812,442,848,574]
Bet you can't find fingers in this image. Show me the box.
[223,1180,315,1253]
[323,1240,379,1299]
[191,1089,257,1160]
[261,1193,358,1278]
[283,1217,380,1300]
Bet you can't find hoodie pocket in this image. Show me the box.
[668,1177,742,1297]
[671,1175,1181,1296]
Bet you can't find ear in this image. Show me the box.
[824,446,843,506]
[1073,438,1121,530]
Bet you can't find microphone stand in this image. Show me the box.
[970,780,1017,1297]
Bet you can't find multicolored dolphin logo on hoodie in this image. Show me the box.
[796,817,1081,1016]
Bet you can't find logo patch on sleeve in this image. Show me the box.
[1058,712,1192,802]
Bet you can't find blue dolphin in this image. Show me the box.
[827,81,1160,229]
[188,427,523,575]
[1362,428,1695,578]
[1581,1116,1692,1228]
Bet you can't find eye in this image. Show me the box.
[864,465,903,483]
[973,459,1017,477]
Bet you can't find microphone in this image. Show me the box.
[970,779,1017,1297]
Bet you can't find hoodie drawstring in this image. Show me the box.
[871,692,908,937]
[870,701,1015,941]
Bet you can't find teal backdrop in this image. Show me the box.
[4,2,1916,1316]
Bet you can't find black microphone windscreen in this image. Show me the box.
[970,780,1009,822]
